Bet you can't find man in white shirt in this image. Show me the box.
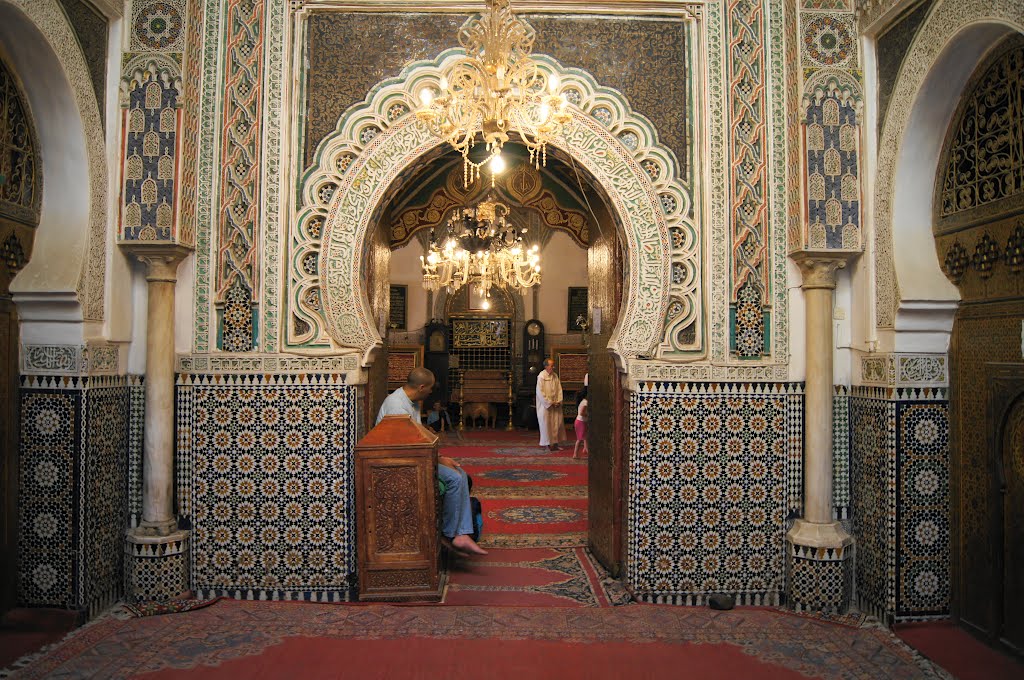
[376,367,487,556]
[536,358,564,451]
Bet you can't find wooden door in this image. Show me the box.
[1001,398,1024,653]
[586,208,623,575]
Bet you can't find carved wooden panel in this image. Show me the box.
[368,466,420,554]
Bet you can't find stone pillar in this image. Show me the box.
[123,245,191,601]
[786,252,854,613]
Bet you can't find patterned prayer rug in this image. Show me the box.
[8,600,948,679]
[445,547,627,607]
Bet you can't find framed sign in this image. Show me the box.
[568,287,588,331]
[389,285,407,331]
[387,345,423,389]
[552,345,588,388]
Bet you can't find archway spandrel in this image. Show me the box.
[298,51,700,367]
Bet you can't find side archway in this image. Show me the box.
[1,0,108,328]
[874,0,1022,343]
[296,51,699,371]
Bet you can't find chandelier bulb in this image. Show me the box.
[489,152,506,175]
[439,75,449,92]
[419,87,434,107]
[548,73,560,95]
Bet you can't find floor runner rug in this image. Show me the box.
[443,429,587,548]
[462,462,587,488]
[9,600,947,679]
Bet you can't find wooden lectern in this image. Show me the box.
[354,414,445,601]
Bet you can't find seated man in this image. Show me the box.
[376,367,487,556]
[426,400,453,433]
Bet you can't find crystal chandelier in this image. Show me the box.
[415,0,570,186]
[420,194,541,299]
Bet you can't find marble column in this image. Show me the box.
[123,245,191,601]
[786,252,854,613]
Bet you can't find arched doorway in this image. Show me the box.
[295,53,695,575]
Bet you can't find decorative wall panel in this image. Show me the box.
[176,374,357,600]
[215,0,265,351]
[786,2,863,252]
[727,0,770,356]
[628,382,800,605]
[119,57,181,241]
[18,376,133,617]
[851,387,949,621]
[58,0,109,125]
[303,13,690,176]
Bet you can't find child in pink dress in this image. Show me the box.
[573,388,589,459]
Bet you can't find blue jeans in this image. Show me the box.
[438,464,474,538]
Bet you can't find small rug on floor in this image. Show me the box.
[10,600,948,679]
[123,597,225,618]
[445,547,626,607]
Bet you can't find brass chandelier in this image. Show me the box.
[420,194,541,299]
[415,0,570,186]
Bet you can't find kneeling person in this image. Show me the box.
[376,368,486,556]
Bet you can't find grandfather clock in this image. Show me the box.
[423,320,449,407]
[518,319,544,427]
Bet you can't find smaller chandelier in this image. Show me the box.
[420,195,541,298]
[415,0,570,186]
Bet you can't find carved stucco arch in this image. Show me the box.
[300,51,699,370]
[874,0,1023,335]
[2,0,108,323]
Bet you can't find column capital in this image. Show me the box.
[790,251,856,290]
[121,243,193,282]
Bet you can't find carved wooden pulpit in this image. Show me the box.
[354,414,445,601]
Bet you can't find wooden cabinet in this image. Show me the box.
[355,415,445,601]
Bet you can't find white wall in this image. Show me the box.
[534,230,588,334]
[389,241,431,333]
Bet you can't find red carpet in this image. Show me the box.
[894,620,1024,680]
[139,636,808,680]
[0,608,79,670]
[9,600,945,679]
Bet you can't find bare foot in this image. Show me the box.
[451,534,488,555]
[441,536,470,557]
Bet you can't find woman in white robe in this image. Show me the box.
[536,359,564,450]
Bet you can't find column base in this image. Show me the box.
[125,528,189,603]
[785,520,854,615]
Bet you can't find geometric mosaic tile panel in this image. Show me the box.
[896,401,950,618]
[833,387,851,519]
[851,391,896,620]
[176,374,357,601]
[629,382,801,605]
[125,536,188,603]
[18,386,82,608]
[18,376,134,616]
[82,384,130,617]
[787,543,852,614]
[851,387,950,622]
